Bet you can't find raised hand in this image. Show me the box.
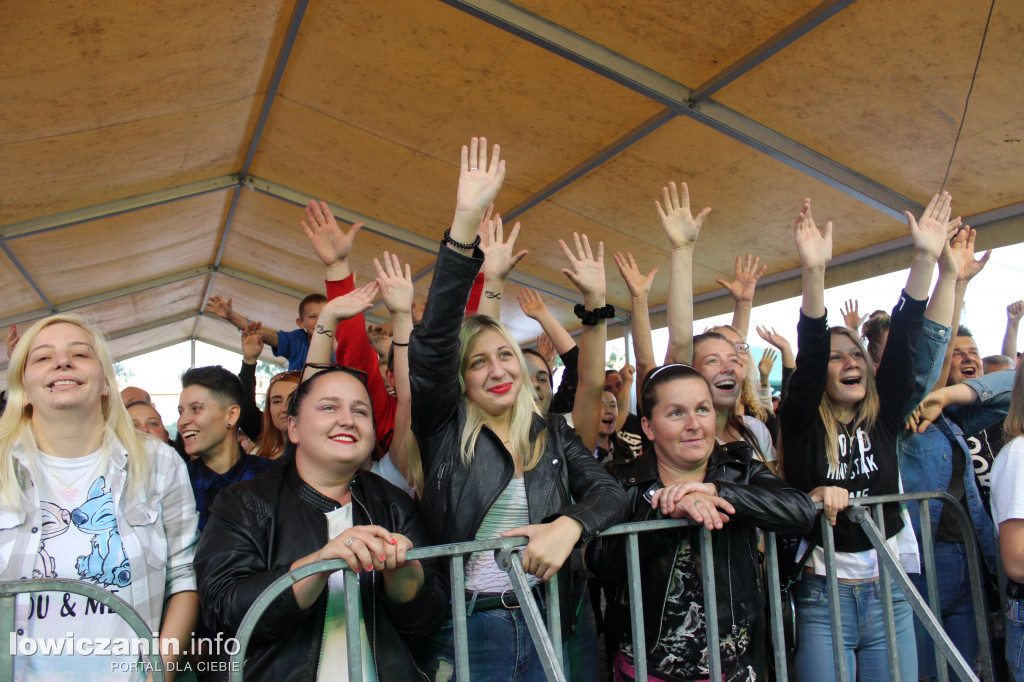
[241,321,264,364]
[613,251,658,299]
[301,200,364,267]
[756,326,791,354]
[655,181,711,250]
[318,282,380,327]
[536,333,556,366]
[516,288,550,321]
[454,137,506,227]
[904,192,953,261]
[938,224,967,278]
[205,295,234,320]
[793,198,832,271]
[480,214,528,283]
[558,232,605,302]
[758,348,777,378]
[716,254,766,303]
[1009,301,1024,325]
[840,299,863,330]
[957,227,991,283]
[373,251,414,316]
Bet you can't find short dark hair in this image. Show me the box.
[181,366,245,410]
[956,325,974,338]
[299,293,327,319]
[640,364,710,417]
[861,310,891,365]
[522,348,553,386]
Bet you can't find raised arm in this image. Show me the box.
[903,192,952,301]
[300,199,363,281]
[1004,300,1023,358]
[477,213,528,320]
[301,283,379,382]
[560,232,608,450]
[757,325,796,404]
[794,198,832,318]
[933,226,991,389]
[238,321,266,442]
[660,181,710,365]
[517,288,575,355]
[716,254,767,340]
[374,251,417,484]
[205,294,279,347]
[613,250,657,389]
[841,299,864,331]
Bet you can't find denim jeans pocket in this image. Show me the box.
[1006,606,1024,679]
[795,581,826,606]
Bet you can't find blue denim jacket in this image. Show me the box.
[898,321,1014,572]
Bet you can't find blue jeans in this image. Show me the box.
[794,573,917,681]
[1006,600,1024,682]
[415,607,558,681]
[909,541,979,679]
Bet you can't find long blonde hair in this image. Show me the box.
[0,314,150,510]
[819,327,879,473]
[1004,362,1024,439]
[458,315,546,470]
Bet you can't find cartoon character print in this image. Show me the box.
[33,501,72,578]
[71,476,131,587]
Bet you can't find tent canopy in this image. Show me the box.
[2,0,1022,380]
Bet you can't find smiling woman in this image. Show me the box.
[0,313,198,681]
[194,367,447,681]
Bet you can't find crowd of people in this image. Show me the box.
[1,137,1023,682]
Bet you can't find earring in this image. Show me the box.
[226,422,232,429]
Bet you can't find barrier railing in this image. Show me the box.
[0,578,167,682]
[0,490,995,682]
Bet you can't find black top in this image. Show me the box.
[780,292,926,553]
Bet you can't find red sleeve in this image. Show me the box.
[464,272,485,316]
[326,276,397,452]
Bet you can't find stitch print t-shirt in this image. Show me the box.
[15,450,141,681]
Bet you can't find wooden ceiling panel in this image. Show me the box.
[274,0,663,194]
[714,0,1024,213]
[7,192,228,303]
[535,115,904,294]
[249,98,533,239]
[106,320,195,363]
[0,253,48,322]
[513,0,823,87]
[0,0,295,145]
[0,97,257,225]
[72,277,208,336]
[221,190,440,295]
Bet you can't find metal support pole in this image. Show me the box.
[345,570,362,681]
[765,532,789,678]
[626,532,648,681]
[821,513,850,681]
[700,527,723,681]
[450,554,471,679]
[919,499,949,682]
[497,548,567,682]
[872,503,900,679]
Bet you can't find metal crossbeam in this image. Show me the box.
[439,0,919,221]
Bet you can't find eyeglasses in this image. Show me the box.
[299,363,369,386]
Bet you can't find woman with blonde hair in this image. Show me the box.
[410,138,627,680]
[0,313,198,680]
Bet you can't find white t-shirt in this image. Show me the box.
[16,449,142,682]
[318,504,376,682]
[370,453,416,498]
[991,436,1024,525]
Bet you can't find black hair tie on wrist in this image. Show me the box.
[574,304,615,325]
[442,228,481,251]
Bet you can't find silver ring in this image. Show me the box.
[345,537,356,547]
[694,500,703,505]
[469,167,478,171]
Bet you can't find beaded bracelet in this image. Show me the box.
[442,228,480,251]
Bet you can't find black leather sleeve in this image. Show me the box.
[714,460,816,535]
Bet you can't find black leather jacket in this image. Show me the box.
[590,442,816,652]
[408,244,628,617]
[195,464,447,682]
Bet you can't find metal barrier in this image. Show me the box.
[224,490,993,681]
[0,490,993,682]
[0,578,167,682]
